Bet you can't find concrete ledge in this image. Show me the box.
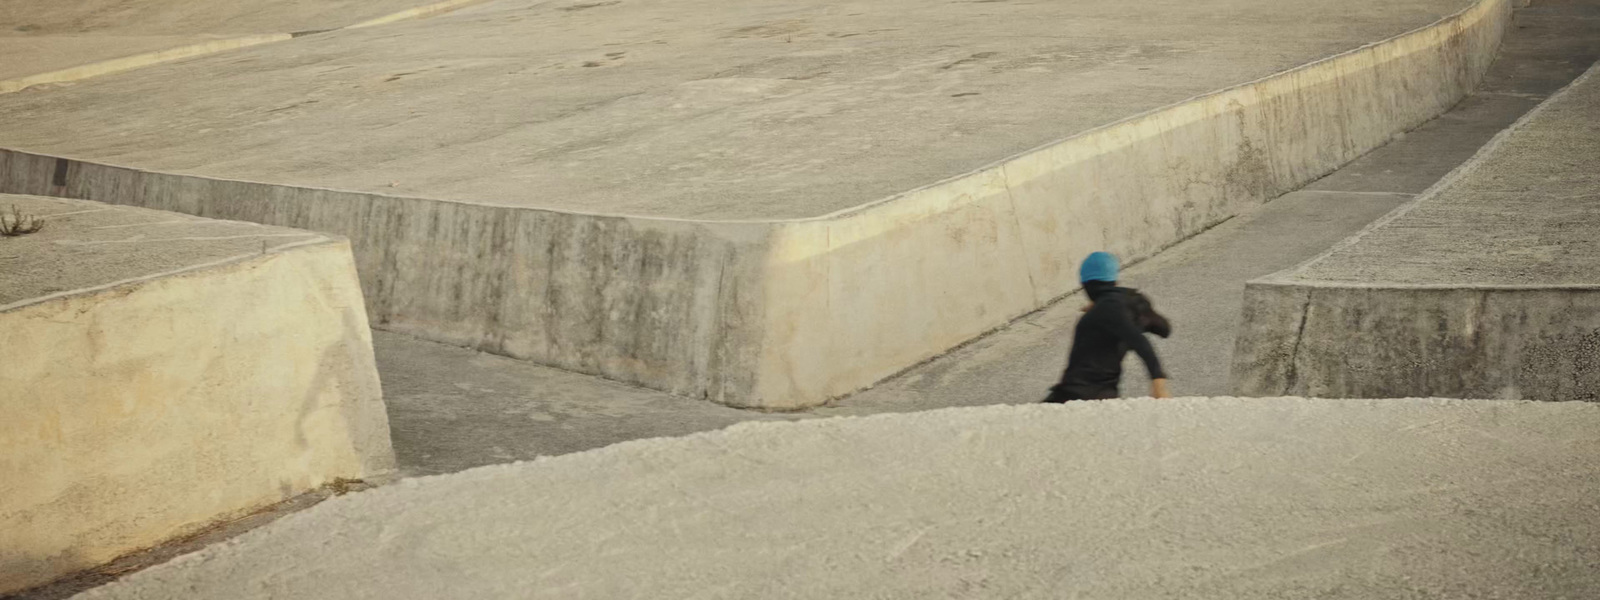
[0,0,1513,408]
[0,0,491,95]
[0,34,290,95]
[0,195,395,594]
[1233,61,1600,401]
[68,398,1600,599]
[345,0,489,28]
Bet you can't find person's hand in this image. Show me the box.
[1150,378,1171,399]
[1081,302,1094,313]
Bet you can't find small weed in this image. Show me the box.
[0,205,43,236]
[327,477,366,496]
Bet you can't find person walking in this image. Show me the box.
[1043,251,1172,402]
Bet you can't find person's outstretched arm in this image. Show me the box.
[1104,301,1170,398]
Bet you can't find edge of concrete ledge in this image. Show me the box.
[0,0,496,96]
[0,233,340,314]
[345,0,492,28]
[1252,61,1600,288]
[0,34,290,95]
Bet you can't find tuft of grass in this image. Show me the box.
[0,205,44,236]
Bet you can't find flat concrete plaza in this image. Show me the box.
[0,0,1468,219]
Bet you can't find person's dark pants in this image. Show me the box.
[1042,383,1118,403]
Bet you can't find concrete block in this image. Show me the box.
[0,195,394,593]
[1233,62,1600,402]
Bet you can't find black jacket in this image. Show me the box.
[1047,282,1170,401]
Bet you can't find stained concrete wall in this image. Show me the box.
[0,196,395,593]
[1233,60,1600,402]
[1234,284,1600,401]
[0,0,1512,408]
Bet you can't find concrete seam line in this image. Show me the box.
[0,34,291,95]
[344,0,491,29]
[1249,58,1600,287]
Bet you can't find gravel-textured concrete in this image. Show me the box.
[69,398,1600,600]
[0,0,1469,219]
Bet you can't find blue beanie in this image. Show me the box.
[1079,251,1119,283]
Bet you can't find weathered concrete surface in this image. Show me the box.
[69,398,1600,599]
[1234,59,1600,401]
[0,0,1512,409]
[0,0,1474,219]
[0,0,477,92]
[368,0,1600,474]
[0,195,394,594]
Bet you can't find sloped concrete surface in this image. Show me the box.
[71,398,1600,600]
[0,195,394,593]
[1234,58,1600,401]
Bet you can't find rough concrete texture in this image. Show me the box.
[70,398,1600,600]
[368,1,1600,474]
[0,0,476,92]
[0,195,394,594]
[0,0,1512,409]
[1234,58,1600,401]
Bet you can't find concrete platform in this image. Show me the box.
[1234,58,1600,401]
[0,0,472,92]
[0,0,1472,219]
[0,195,394,593]
[0,0,1514,408]
[69,398,1600,599]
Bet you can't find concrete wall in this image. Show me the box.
[1233,283,1600,401]
[1232,58,1600,403]
[0,214,394,593]
[0,0,1512,409]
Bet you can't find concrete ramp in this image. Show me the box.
[0,195,394,594]
[68,398,1600,599]
[1233,60,1600,401]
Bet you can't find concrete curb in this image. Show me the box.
[0,0,1515,409]
[345,0,490,28]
